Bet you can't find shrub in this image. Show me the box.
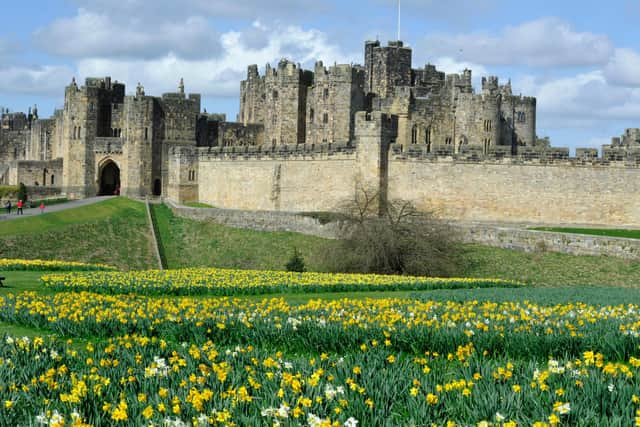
[328,187,461,276]
[285,248,306,272]
[17,183,28,202]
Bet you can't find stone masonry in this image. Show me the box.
[3,39,640,227]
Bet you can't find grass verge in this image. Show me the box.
[0,198,156,270]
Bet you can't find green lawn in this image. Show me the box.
[0,198,156,270]
[531,226,640,239]
[151,203,335,271]
[460,244,640,287]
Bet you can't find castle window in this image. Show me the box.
[51,175,55,185]
[517,112,526,123]
[89,103,94,112]
[445,137,452,145]
[272,138,277,146]
[272,114,277,125]
[425,126,431,145]
[113,104,118,110]
[310,108,315,123]
[411,125,418,144]
[145,128,148,140]
[323,88,329,100]
[323,113,329,124]
[273,90,279,100]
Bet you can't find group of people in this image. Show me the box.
[3,199,46,216]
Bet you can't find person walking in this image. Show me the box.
[16,199,23,215]
[5,200,11,215]
[39,201,45,214]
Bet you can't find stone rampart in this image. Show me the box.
[166,199,640,260]
[388,156,640,227]
[459,222,640,260]
[197,145,358,212]
[165,200,341,239]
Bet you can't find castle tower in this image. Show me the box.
[263,59,313,145]
[121,93,156,197]
[364,40,412,98]
[61,77,96,198]
[306,62,366,144]
[239,65,266,126]
[61,76,126,197]
[355,111,398,212]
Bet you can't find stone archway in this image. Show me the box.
[99,160,120,196]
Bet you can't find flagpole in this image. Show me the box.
[397,0,401,41]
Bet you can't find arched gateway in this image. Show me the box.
[99,160,120,195]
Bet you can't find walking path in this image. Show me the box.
[0,196,115,221]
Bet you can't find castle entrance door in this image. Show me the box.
[99,161,120,196]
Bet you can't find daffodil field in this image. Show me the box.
[0,258,116,272]
[40,268,522,296]
[1,259,640,426]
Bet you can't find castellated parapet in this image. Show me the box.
[5,39,640,226]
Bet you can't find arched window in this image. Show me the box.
[145,128,148,140]
[425,126,431,145]
[309,108,315,123]
[323,88,329,100]
[411,125,418,144]
[323,113,329,124]
[51,175,55,185]
[273,90,279,100]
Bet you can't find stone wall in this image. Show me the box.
[9,158,63,188]
[388,158,640,227]
[459,222,640,260]
[197,145,357,212]
[166,200,341,239]
[166,199,640,261]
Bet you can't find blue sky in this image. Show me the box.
[2,0,640,151]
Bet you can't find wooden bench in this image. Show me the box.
[0,277,4,287]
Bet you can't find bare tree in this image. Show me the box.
[328,187,461,276]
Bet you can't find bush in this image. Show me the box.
[328,187,461,276]
[17,183,28,202]
[285,248,306,272]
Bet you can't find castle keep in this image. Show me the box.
[3,40,640,226]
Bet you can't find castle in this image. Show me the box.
[3,40,640,226]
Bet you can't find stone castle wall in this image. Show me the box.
[388,158,640,226]
[197,144,358,212]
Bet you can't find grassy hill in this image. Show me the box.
[1,198,639,286]
[150,203,334,271]
[0,198,156,270]
[152,204,640,287]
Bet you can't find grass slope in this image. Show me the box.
[152,204,640,287]
[0,198,156,270]
[462,244,640,287]
[151,203,335,271]
[531,226,640,239]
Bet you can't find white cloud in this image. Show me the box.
[421,18,613,67]
[75,23,357,98]
[523,71,640,125]
[0,65,74,96]
[604,48,640,87]
[34,9,221,60]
